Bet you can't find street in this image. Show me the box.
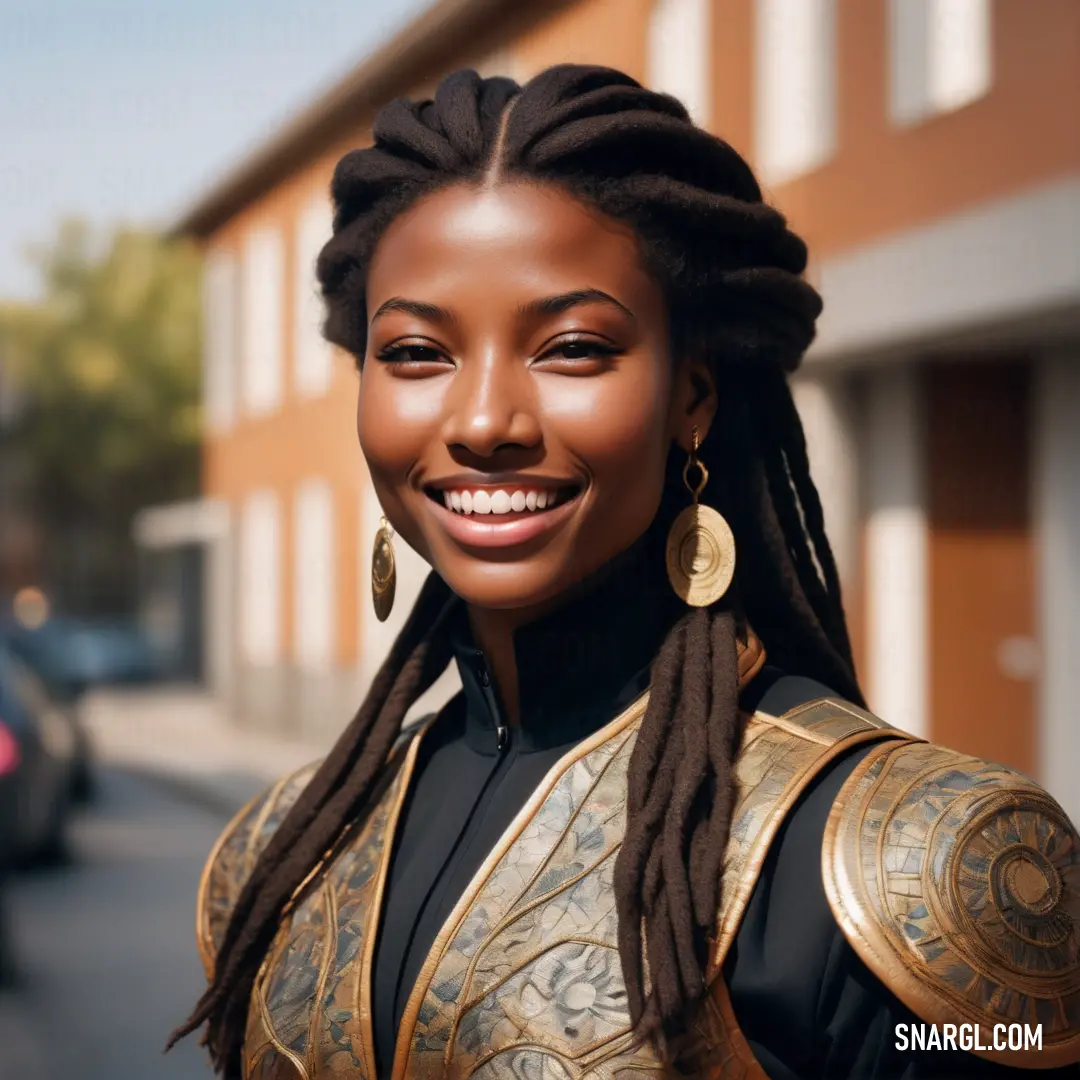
[0,766,228,1080]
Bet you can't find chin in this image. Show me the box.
[439,559,583,613]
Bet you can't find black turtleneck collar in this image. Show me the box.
[446,510,688,755]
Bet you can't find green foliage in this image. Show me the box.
[1,219,203,609]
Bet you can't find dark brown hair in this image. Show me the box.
[172,63,862,1072]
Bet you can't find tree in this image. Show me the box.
[1,219,202,612]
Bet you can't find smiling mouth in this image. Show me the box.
[423,484,581,517]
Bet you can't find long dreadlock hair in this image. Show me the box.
[172,63,863,1072]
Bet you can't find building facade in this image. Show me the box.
[164,0,1080,820]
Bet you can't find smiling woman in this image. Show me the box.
[171,66,1080,1080]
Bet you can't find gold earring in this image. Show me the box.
[371,515,396,622]
[665,426,736,607]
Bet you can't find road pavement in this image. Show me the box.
[0,766,231,1080]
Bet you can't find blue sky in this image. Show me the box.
[0,0,431,299]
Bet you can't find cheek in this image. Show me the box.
[542,361,673,488]
[356,370,445,479]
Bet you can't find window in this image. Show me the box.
[753,0,837,185]
[240,225,284,416]
[889,0,992,126]
[240,490,281,666]
[294,194,334,398]
[646,0,711,127]
[201,250,237,432]
[293,478,335,671]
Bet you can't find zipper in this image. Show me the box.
[474,650,510,755]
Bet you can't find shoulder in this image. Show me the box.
[192,712,442,982]
[195,759,322,980]
[822,736,1080,1068]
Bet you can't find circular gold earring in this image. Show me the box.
[371,515,396,622]
[665,426,736,607]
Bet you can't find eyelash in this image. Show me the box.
[373,336,620,367]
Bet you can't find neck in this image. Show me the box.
[465,605,522,727]
[465,571,607,729]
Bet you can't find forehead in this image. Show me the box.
[366,180,658,306]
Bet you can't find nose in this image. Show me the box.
[440,348,541,458]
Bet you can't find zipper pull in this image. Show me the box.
[496,724,508,753]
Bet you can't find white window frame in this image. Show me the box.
[293,194,334,399]
[239,489,281,666]
[646,0,712,128]
[293,478,336,672]
[889,0,993,127]
[201,249,237,433]
[753,0,837,186]
[240,225,284,417]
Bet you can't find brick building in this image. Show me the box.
[153,0,1080,819]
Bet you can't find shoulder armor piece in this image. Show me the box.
[196,759,321,980]
[710,694,911,973]
[823,739,1080,1068]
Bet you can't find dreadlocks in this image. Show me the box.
[172,64,862,1072]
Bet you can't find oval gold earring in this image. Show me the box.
[371,515,396,622]
[665,426,736,607]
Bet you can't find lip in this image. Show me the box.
[423,485,583,549]
[423,473,574,494]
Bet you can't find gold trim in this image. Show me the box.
[702,978,772,1080]
[256,954,312,1080]
[305,881,337,1077]
[738,625,766,689]
[389,691,650,1080]
[195,788,265,981]
[752,709,837,746]
[243,774,290,878]
[360,724,427,1080]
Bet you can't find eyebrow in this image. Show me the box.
[370,297,457,325]
[519,288,636,322]
[369,288,635,327]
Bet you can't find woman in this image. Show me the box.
[172,66,1080,1079]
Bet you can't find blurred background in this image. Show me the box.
[1,0,1078,1076]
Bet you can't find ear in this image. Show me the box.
[669,356,718,453]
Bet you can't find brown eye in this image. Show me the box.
[558,341,594,359]
[536,337,620,367]
[376,344,446,366]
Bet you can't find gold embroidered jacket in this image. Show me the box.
[197,692,1080,1078]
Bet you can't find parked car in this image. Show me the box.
[0,716,19,982]
[1,616,163,697]
[0,642,77,864]
[0,615,161,803]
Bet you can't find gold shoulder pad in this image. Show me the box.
[823,739,1080,1068]
[195,760,321,981]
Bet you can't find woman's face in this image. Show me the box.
[359,181,714,613]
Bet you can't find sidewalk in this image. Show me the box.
[78,684,329,816]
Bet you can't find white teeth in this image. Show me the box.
[440,487,568,515]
